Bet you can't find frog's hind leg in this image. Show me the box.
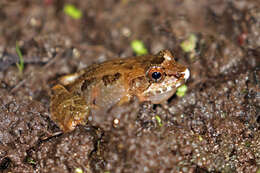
[50,84,90,132]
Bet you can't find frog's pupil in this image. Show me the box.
[152,72,161,81]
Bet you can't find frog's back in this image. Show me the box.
[80,54,159,80]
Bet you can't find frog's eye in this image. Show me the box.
[147,66,164,82]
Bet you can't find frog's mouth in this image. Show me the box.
[146,88,177,104]
[143,68,190,104]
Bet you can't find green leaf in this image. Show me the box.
[176,84,188,97]
[180,34,197,53]
[64,4,82,19]
[131,40,148,55]
[16,41,24,76]
[26,157,36,165]
[155,115,163,127]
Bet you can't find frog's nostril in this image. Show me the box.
[182,68,190,81]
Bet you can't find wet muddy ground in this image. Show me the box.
[0,0,259,172]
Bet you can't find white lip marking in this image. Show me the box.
[176,82,182,88]
[166,86,172,92]
[182,68,190,81]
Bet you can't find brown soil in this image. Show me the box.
[0,0,259,172]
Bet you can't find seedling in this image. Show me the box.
[64,4,82,19]
[155,115,163,127]
[180,34,197,53]
[176,84,188,97]
[15,42,24,76]
[131,40,148,55]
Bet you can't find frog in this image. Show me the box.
[50,50,190,132]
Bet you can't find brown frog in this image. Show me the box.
[50,50,190,132]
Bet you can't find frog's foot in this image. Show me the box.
[50,84,90,132]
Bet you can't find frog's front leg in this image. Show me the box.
[50,84,90,132]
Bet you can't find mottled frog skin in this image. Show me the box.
[50,50,190,132]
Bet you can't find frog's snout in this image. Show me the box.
[182,68,190,81]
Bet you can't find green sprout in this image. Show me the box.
[15,42,24,76]
[131,40,148,55]
[155,115,163,127]
[176,84,188,97]
[245,141,251,148]
[26,157,36,165]
[64,4,82,19]
[75,167,83,173]
[180,34,197,53]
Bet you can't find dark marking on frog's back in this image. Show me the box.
[102,73,121,86]
[81,77,96,91]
